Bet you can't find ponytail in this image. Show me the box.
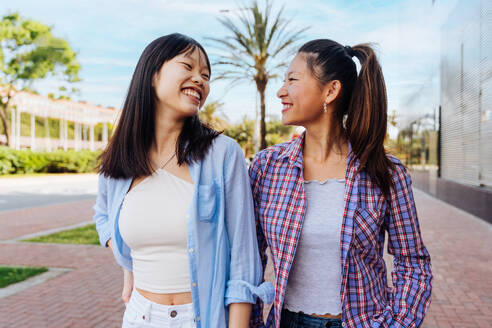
[346,44,394,198]
[299,40,395,199]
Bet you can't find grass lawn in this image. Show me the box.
[23,224,100,245]
[0,266,48,288]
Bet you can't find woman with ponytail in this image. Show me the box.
[249,40,432,328]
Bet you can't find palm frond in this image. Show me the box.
[270,26,309,58]
[212,75,251,89]
[207,0,308,96]
[264,4,285,51]
[216,16,254,56]
[214,58,255,70]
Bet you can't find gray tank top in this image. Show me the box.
[284,178,345,316]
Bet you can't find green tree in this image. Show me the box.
[265,118,293,147]
[198,101,229,130]
[224,117,255,158]
[208,0,307,150]
[224,117,293,158]
[0,13,81,145]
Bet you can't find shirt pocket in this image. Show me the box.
[352,207,383,251]
[197,183,218,222]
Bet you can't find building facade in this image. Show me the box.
[440,0,492,188]
[1,90,119,151]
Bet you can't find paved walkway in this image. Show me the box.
[0,174,97,212]
[414,192,492,328]
[0,198,124,328]
[0,199,95,240]
[0,189,490,327]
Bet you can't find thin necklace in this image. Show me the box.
[157,152,176,170]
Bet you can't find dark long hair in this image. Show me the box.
[99,33,220,179]
[299,39,395,198]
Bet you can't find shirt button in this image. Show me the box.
[189,248,194,253]
[192,282,197,287]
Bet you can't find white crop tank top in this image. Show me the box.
[119,168,194,294]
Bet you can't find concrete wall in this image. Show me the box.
[411,169,492,223]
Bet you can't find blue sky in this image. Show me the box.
[2,0,459,127]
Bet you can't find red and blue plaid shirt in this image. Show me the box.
[249,133,432,328]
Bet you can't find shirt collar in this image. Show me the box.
[278,132,305,169]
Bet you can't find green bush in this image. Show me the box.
[0,148,16,174]
[0,147,100,175]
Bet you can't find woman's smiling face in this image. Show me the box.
[277,52,325,126]
[153,47,211,118]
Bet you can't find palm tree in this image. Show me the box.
[207,0,308,150]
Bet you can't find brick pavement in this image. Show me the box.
[414,192,492,328]
[0,243,123,328]
[0,199,96,241]
[0,190,490,327]
[0,197,125,328]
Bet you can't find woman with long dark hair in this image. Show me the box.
[249,40,432,328]
[93,33,272,328]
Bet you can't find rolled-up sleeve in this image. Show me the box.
[93,173,112,247]
[223,142,274,307]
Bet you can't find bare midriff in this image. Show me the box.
[310,313,342,319]
[136,288,192,305]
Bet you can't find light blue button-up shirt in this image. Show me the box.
[93,135,273,327]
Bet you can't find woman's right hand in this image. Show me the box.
[122,268,134,304]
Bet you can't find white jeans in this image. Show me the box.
[122,289,195,328]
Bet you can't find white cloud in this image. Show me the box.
[2,0,463,129]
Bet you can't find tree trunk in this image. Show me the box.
[0,104,10,146]
[258,82,267,150]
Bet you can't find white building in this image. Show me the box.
[1,89,119,151]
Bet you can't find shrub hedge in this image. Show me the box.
[0,147,101,175]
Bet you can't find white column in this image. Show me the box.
[78,123,83,150]
[10,107,15,148]
[102,122,108,145]
[75,123,80,151]
[16,108,21,150]
[74,122,78,151]
[82,124,87,149]
[79,123,82,150]
[90,124,95,151]
[30,113,36,151]
[63,119,68,151]
[45,116,51,152]
[59,118,63,149]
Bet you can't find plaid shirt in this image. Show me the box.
[249,133,432,328]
